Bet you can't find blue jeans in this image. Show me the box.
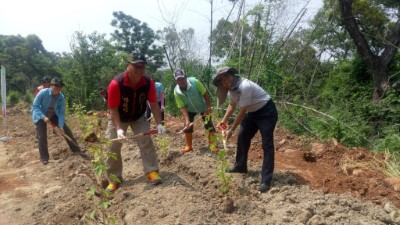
[234,100,278,184]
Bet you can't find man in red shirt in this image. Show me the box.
[105,52,166,193]
[34,76,51,97]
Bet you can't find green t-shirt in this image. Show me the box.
[174,77,207,113]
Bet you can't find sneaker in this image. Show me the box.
[147,171,162,185]
[105,183,119,193]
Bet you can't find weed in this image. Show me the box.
[72,105,119,224]
[155,135,169,156]
[216,148,233,195]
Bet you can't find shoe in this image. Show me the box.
[41,160,49,165]
[259,182,270,193]
[147,171,162,185]
[226,165,248,173]
[105,183,119,193]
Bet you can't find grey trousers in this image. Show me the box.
[35,119,81,161]
[105,115,159,184]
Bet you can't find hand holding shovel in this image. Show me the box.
[110,130,158,142]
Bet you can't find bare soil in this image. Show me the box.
[0,103,399,225]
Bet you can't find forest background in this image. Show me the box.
[0,0,399,175]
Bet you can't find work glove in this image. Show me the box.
[117,129,126,139]
[157,124,166,134]
[160,106,165,112]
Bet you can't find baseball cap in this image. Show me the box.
[41,76,51,83]
[50,77,65,87]
[173,69,186,80]
[128,52,147,64]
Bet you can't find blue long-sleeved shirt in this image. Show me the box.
[31,88,66,128]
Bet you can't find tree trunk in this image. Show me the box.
[371,60,390,103]
[337,0,400,103]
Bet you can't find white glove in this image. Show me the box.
[117,129,125,139]
[157,124,166,134]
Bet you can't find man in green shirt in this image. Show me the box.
[173,69,218,153]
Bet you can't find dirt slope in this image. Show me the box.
[0,103,399,225]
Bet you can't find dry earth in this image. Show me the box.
[0,103,399,225]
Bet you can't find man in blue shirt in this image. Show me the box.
[32,78,81,165]
[145,76,165,125]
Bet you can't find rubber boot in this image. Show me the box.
[181,133,193,153]
[208,132,219,152]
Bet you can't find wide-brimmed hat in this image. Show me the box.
[173,69,186,80]
[212,67,238,87]
[128,52,147,64]
[213,67,238,105]
[50,77,65,87]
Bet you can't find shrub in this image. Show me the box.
[7,90,20,106]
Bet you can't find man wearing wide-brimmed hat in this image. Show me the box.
[213,66,278,193]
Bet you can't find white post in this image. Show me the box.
[0,65,9,141]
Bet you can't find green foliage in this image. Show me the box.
[373,129,400,154]
[23,90,34,105]
[383,151,400,177]
[57,31,126,109]
[216,148,233,195]
[154,136,170,156]
[0,34,60,94]
[110,11,164,72]
[7,90,20,106]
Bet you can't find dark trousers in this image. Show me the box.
[235,100,278,184]
[35,116,80,161]
[146,101,164,125]
[184,111,216,133]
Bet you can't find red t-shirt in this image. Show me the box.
[107,72,157,108]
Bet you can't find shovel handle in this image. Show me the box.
[110,130,158,142]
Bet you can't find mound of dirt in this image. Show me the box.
[0,103,399,225]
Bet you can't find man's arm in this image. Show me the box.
[160,92,165,111]
[220,102,237,125]
[109,108,122,131]
[179,107,190,126]
[150,102,162,125]
[203,92,212,115]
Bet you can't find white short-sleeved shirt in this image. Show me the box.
[228,79,270,112]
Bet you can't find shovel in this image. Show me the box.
[52,125,80,147]
[51,125,91,160]
[217,124,228,150]
[110,130,158,142]
[176,116,204,134]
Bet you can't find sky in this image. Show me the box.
[1,0,322,53]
